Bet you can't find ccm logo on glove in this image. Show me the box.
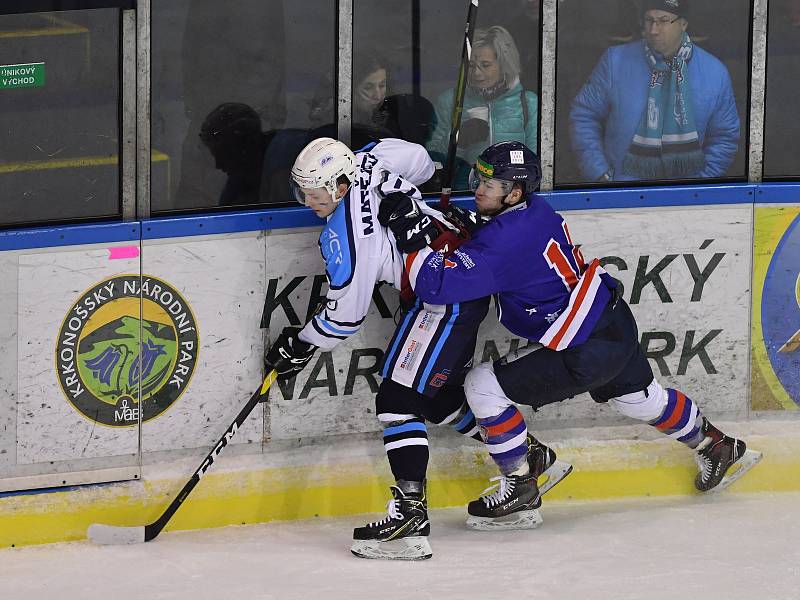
[378,192,439,253]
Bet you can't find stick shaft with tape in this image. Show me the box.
[439,0,480,208]
[88,371,278,545]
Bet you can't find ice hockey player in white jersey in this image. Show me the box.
[264,137,571,560]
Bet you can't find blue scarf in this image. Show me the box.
[622,33,705,179]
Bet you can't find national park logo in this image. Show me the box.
[55,275,199,427]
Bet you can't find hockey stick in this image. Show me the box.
[439,0,479,208]
[87,370,278,545]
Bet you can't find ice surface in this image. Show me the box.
[2,493,799,600]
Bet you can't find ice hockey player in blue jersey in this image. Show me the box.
[263,137,569,559]
[380,140,762,530]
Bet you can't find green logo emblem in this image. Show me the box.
[55,275,199,427]
[476,158,494,177]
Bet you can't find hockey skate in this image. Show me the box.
[695,419,762,493]
[351,483,432,560]
[466,472,543,531]
[527,434,573,496]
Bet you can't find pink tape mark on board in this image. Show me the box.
[108,246,140,260]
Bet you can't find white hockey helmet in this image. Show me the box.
[290,137,356,205]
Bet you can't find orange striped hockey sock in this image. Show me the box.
[649,388,705,448]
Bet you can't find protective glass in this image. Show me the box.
[468,169,515,195]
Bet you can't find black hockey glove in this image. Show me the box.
[264,327,317,382]
[440,204,485,237]
[378,192,439,253]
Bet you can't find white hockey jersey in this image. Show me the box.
[297,138,443,351]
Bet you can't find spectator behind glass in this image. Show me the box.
[427,25,539,189]
[309,51,435,151]
[569,0,739,183]
[309,52,395,150]
[353,53,390,130]
[174,0,287,208]
[199,103,309,207]
[354,53,436,149]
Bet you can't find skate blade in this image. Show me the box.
[350,536,432,560]
[466,509,543,531]
[705,449,763,494]
[538,459,573,496]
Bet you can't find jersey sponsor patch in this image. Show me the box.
[390,307,445,387]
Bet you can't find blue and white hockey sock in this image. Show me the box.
[438,403,481,441]
[382,417,429,482]
[477,406,529,475]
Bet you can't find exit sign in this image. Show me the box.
[0,62,45,90]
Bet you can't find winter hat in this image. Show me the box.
[641,0,688,19]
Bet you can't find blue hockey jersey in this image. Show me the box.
[406,196,618,350]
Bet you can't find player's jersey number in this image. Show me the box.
[544,223,586,291]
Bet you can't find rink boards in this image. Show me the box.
[1,422,799,547]
[0,188,799,546]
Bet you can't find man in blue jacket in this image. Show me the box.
[569,0,740,182]
[379,140,761,530]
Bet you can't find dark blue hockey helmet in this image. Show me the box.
[469,140,542,195]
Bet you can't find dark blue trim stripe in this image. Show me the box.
[3,183,799,251]
[754,183,800,204]
[455,409,475,431]
[542,183,755,211]
[310,318,347,341]
[315,317,358,336]
[0,221,140,252]
[677,422,702,443]
[672,393,693,431]
[651,388,677,426]
[141,206,321,240]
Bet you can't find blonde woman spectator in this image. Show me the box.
[428,26,539,188]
